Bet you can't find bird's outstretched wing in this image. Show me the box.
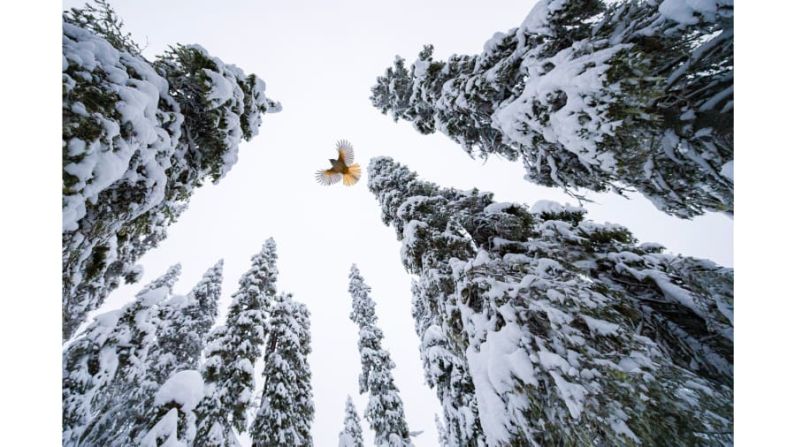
[336,139,355,166]
[316,168,342,185]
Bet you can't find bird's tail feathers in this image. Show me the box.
[343,163,361,186]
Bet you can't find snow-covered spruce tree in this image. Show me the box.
[63,264,182,447]
[370,0,733,218]
[412,279,487,446]
[435,414,450,447]
[367,157,733,446]
[140,370,206,447]
[348,265,413,447]
[134,260,225,445]
[64,260,226,446]
[194,239,278,446]
[62,1,281,340]
[250,293,315,446]
[150,260,225,385]
[338,396,365,447]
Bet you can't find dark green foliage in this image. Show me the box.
[64,0,141,54]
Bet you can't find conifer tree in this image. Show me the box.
[194,239,278,446]
[250,293,315,446]
[371,0,733,218]
[367,157,733,445]
[150,260,225,384]
[135,261,225,445]
[63,264,182,447]
[140,370,206,447]
[411,281,487,446]
[348,265,413,447]
[338,396,365,447]
[62,1,281,340]
[434,415,449,447]
[292,300,315,440]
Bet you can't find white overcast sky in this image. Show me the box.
[62,1,733,445]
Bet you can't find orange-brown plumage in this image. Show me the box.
[316,140,361,186]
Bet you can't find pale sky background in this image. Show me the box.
[62,1,733,446]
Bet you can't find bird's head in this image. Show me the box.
[329,158,337,165]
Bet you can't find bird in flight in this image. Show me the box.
[315,139,362,186]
